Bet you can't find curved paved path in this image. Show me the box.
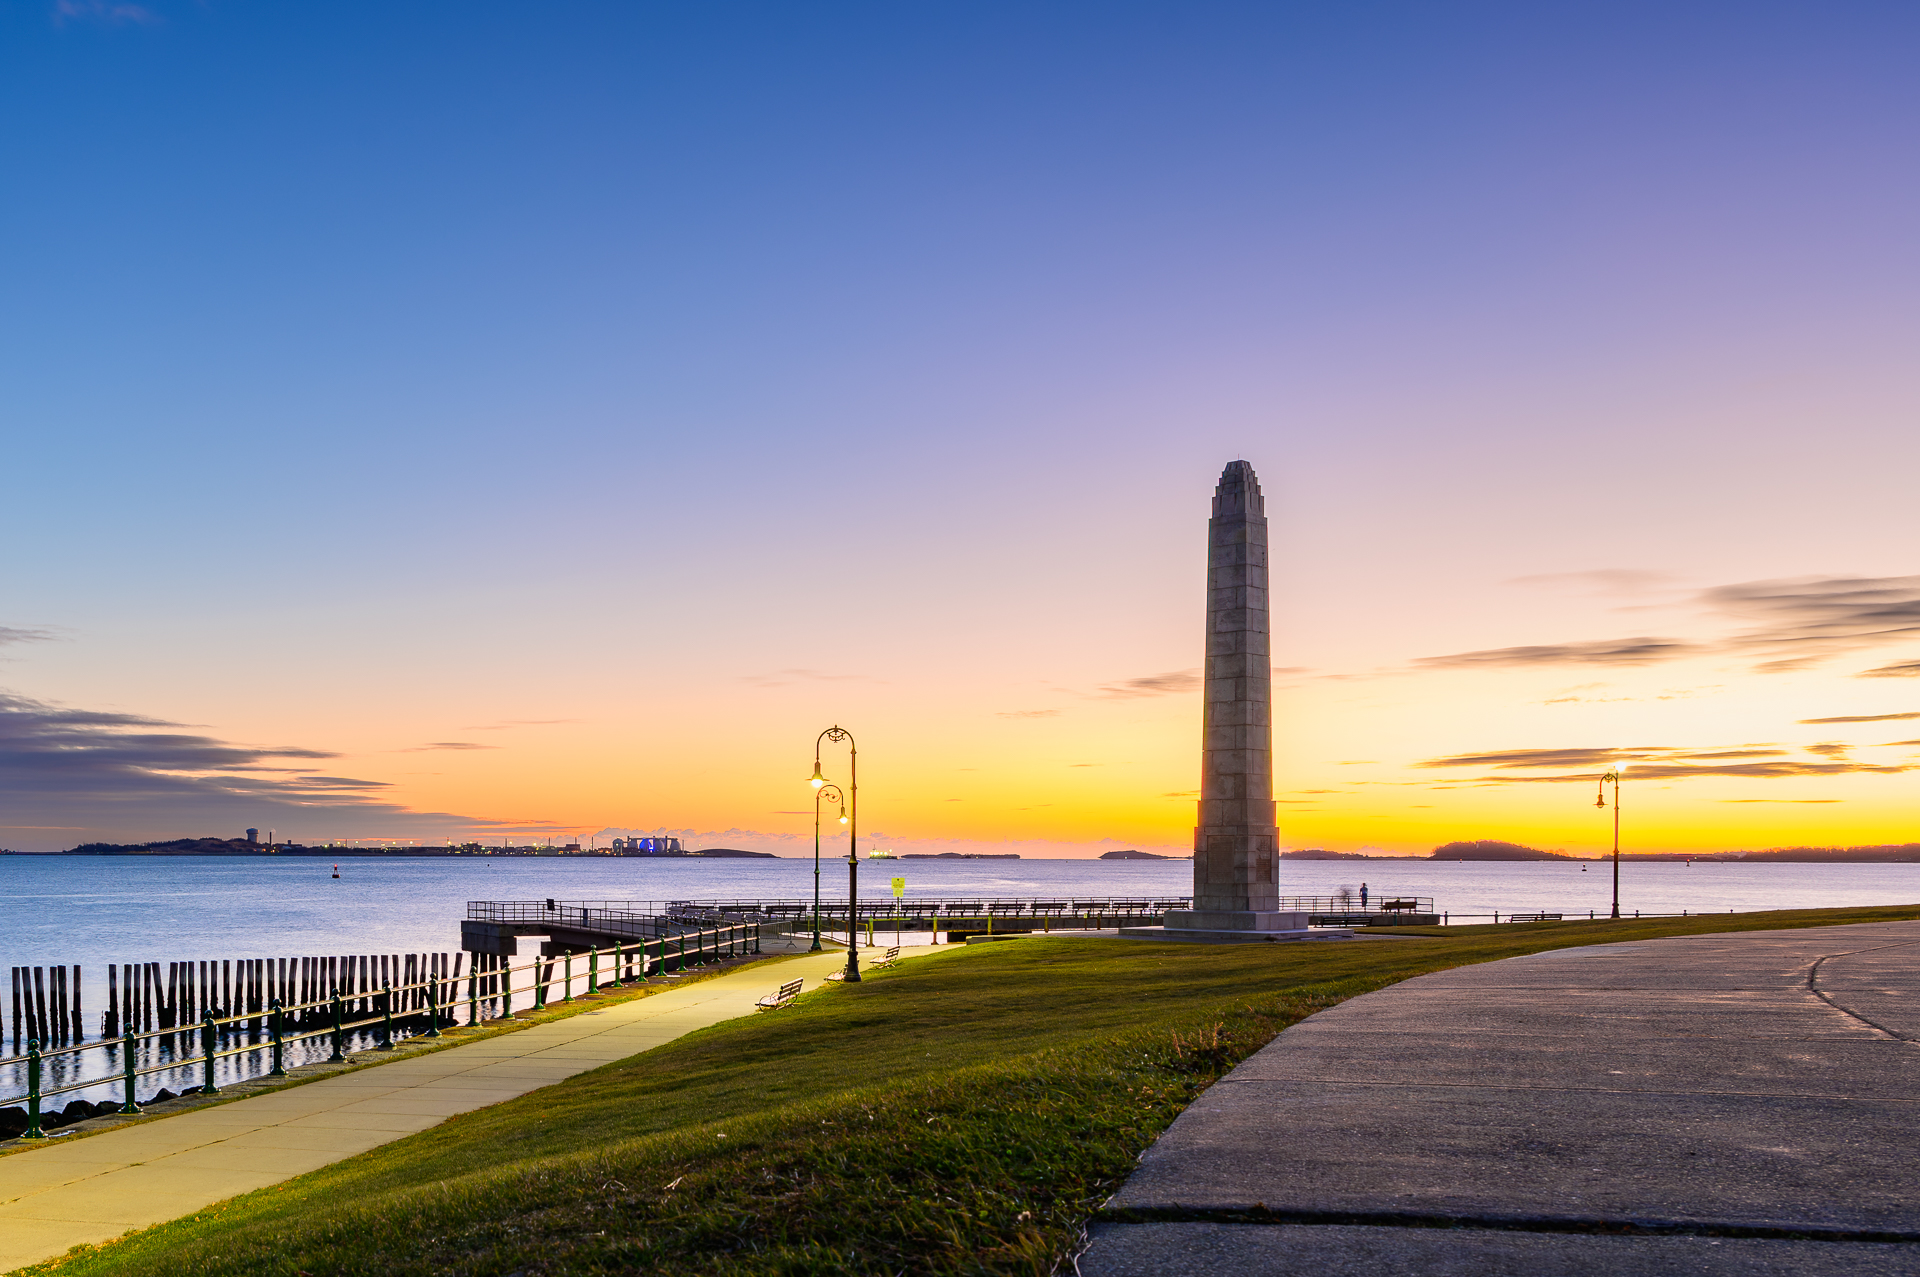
[1086,919,1920,1276]
[0,950,847,1274]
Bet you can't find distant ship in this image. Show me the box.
[866,848,897,860]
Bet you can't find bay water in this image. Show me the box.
[3,854,1915,1108]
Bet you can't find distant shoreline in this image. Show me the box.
[54,848,779,859]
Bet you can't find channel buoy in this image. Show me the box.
[332,864,340,878]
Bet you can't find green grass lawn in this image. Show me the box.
[26,904,1920,1277]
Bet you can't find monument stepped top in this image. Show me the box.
[1210,459,1265,519]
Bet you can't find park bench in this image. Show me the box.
[826,946,901,981]
[1505,912,1563,923]
[1379,899,1419,913]
[756,978,804,1010]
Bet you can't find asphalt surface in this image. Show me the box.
[1081,919,1920,1276]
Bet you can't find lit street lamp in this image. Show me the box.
[810,782,846,952]
[1596,761,1626,918]
[811,726,860,982]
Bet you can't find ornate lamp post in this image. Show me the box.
[811,782,846,952]
[810,726,860,982]
[1596,762,1626,919]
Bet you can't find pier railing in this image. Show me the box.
[0,921,758,1141]
[470,896,1195,922]
[467,897,1196,943]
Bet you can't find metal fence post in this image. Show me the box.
[587,946,598,995]
[200,1013,221,1094]
[500,962,512,1018]
[425,978,442,1038]
[535,961,546,1010]
[23,1040,46,1138]
[120,1034,143,1113]
[379,980,395,1050]
[563,952,573,1002]
[269,998,287,1074]
[329,987,346,1061]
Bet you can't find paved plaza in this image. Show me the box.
[1084,919,1920,1275]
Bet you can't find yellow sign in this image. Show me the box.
[891,876,905,897]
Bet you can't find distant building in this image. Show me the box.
[245,828,259,844]
[612,836,683,854]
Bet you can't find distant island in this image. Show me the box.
[1280,849,1417,861]
[1098,850,1179,860]
[900,852,1021,860]
[1429,840,1576,861]
[1627,844,1920,864]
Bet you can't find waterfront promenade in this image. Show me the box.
[0,949,848,1273]
[1085,919,1920,1275]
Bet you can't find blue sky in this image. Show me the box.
[4,1,1920,853]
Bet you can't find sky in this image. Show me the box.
[3,1,1919,856]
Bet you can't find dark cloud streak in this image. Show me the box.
[1413,575,1920,676]
[1799,712,1920,724]
[1097,669,1201,698]
[0,689,507,846]
[1415,639,1699,670]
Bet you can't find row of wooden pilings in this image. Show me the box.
[8,954,466,1050]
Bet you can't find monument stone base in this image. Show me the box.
[1118,909,1352,944]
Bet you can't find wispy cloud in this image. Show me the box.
[740,669,875,688]
[0,626,56,647]
[1508,569,1679,596]
[1707,576,1920,672]
[53,0,159,26]
[1859,660,1920,679]
[1411,574,1920,677]
[398,742,499,752]
[1096,669,1200,698]
[1416,741,1905,783]
[1416,639,1699,670]
[1799,712,1920,724]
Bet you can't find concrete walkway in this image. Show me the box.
[1085,919,1920,1276]
[0,950,848,1273]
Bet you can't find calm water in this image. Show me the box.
[5,853,1917,973]
[3,854,1916,1107]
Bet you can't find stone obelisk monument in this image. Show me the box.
[1154,460,1326,941]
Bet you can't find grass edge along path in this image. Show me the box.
[20,904,1920,1277]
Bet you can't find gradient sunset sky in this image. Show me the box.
[4,2,1918,856]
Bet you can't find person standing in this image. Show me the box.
[1360,883,1369,908]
